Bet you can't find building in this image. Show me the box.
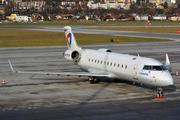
[135,14,148,21]
[125,0,137,3]
[166,0,176,4]
[89,2,98,9]
[99,2,108,9]
[6,13,29,22]
[168,14,180,21]
[108,2,117,9]
[101,0,126,2]
[18,0,46,10]
[88,0,127,9]
[117,2,125,8]
[0,0,5,5]
[15,15,28,22]
[61,1,76,6]
[0,5,4,14]
[6,14,17,20]
[153,14,166,20]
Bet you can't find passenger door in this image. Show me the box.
[132,64,138,80]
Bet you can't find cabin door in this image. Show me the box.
[132,64,138,80]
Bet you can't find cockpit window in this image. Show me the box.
[161,65,167,70]
[152,66,162,70]
[143,65,152,70]
[143,65,167,71]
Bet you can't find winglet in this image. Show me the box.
[165,54,170,66]
[8,60,16,73]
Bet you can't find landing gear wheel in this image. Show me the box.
[90,80,94,84]
[89,77,99,84]
[114,79,122,83]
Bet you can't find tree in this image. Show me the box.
[176,9,180,15]
[44,15,49,21]
[136,0,140,5]
[148,8,156,15]
[163,2,168,9]
[177,0,180,8]
[157,9,163,14]
[167,5,175,14]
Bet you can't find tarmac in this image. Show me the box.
[0,41,180,120]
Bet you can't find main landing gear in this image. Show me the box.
[89,77,99,84]
[155,87,165,98]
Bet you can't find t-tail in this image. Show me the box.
[64,26,81,50]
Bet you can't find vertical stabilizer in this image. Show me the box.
[64,26,81,50]
[165,54,170,66]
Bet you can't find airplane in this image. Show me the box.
[9,26,174,96]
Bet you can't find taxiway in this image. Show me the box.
[0,41,180,119]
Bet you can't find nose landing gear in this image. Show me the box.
[89,77,99,84]
[155,87,165,98]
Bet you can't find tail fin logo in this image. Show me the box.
[66,33,72,47]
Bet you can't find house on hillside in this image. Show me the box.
[135,15,148,21]
[55,15,62,19]
[30,13,44,21]
[63,14,74,19]
[168,14,180,21]
[15,15,29,22]
[6,14,17,21]
[153,14,166,20]
[0,5,4,15]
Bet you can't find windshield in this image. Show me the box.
[152,66,162,70]
[161,65,167,70]
[143,65,167,71]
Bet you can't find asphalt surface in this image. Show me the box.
[0,41,180,120]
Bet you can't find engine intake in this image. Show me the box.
[63,50,81,62]
[98,48,112,52]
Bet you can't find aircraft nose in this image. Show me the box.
[159,71,174,86]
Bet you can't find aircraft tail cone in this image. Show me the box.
[176,70,179,76]
[2,78,5,85]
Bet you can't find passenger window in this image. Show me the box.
[92,59,93,62]
[98,60,99,63]
[118,64,120,67]
[101,61,103,64]
[95,60,96,63]
[110,63,112,66]
[125,65,127,69]
[104,61,106,65]
[89,58,90,62]
[121,65,123,68]
[114,63,116,67]
[107,62,109,65]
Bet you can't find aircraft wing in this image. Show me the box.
[8,60,109,77]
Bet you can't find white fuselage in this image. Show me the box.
[74,49,173,87]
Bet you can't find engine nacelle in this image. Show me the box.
[98,48,112,52]
[63,50,81,62]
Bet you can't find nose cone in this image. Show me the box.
[159,71,174,86]
[165,75,174,85]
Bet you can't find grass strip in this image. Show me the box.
[0,21,180,26]
[0,29,170,48]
